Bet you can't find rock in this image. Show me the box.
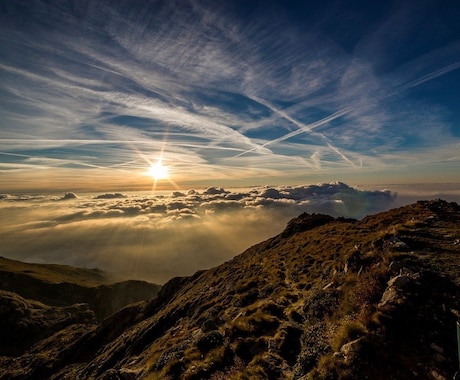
[339,337,365,364]
[378,275,414,309]
[340,337,364,356]
[387,275,412,289]
[385,236,409,251]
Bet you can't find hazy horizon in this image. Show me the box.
[1,181,459,284]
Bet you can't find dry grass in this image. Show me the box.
[0,256,110,286]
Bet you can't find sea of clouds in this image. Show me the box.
[0,182,399,283]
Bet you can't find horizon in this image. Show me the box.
[2,181,460,284]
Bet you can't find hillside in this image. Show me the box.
[0,257,112,286]
[0,199,459,379]
[0,258,160,359]
[0,258,160,329]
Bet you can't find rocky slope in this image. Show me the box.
[0,199,459,379]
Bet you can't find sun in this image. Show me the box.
[148,162,169,180]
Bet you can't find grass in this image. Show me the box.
[332,321,367,351]
[230,308,280,337]
[0,256,110,286]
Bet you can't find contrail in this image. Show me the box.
[234,60,460,164]
[233,102,353,159]
[0,151,128,172]
[326,143,356,167]
[402,60,460,90]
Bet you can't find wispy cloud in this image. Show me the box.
[0,0,459,189]
[233,97,354,166]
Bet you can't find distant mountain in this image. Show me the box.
[0,200,459,379]
[0,257,161,322]
[0,257,160,358]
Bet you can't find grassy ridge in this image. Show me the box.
[0,257,110,286]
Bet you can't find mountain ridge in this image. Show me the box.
[0,257,161,321]
[1,199,459,379]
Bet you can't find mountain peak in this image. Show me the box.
[281,212,352,238]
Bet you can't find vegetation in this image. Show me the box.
[0,200,459,379]
[0,257,160,320]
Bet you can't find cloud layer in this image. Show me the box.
[0,182,398,283]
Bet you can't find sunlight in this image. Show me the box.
[148,161,169,180]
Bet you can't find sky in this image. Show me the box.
[1,1,460,282]
[0,0,460,191]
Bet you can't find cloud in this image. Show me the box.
[95,193,127,199]
[202,187,229,195]
[60,192,78,200]
[0,183,401,283]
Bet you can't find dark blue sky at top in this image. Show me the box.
[0,0,459,190]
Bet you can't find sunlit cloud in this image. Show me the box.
[0,182,399,283]
[3,179,460,284]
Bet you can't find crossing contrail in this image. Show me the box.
[233,60,460,165]
[233,101,353,160]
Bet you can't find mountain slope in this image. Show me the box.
[1,200,459,379]
[0,257,161,321]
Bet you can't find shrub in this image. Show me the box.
[303,290,340,322]
[196,331,224,353]
[231,310,280,337]
[332,321,367,351]
[349,267,388,312]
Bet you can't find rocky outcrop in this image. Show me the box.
[281,213,336,237]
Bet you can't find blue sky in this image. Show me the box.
[1,0,460,191]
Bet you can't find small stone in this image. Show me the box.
[340,337,364,357]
